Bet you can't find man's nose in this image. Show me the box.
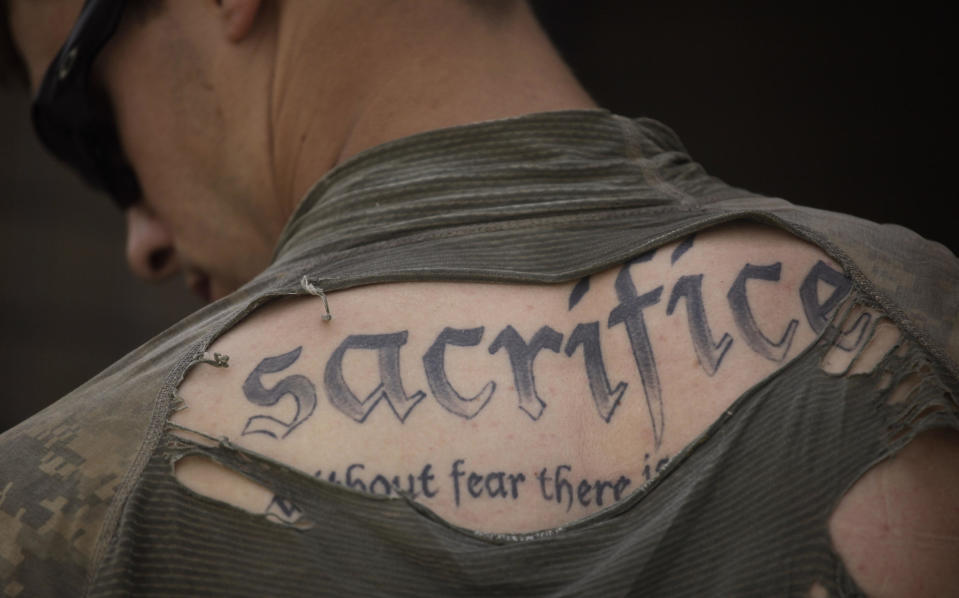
[125,205,178,280]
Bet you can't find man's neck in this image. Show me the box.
[266,1,597,217]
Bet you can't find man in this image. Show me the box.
[1,1,957,596]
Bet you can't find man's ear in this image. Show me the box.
[218,0,263,43]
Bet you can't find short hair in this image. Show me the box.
[0,0,30,89]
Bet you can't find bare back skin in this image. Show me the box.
[173,223,837,530]
[170,222,959,596]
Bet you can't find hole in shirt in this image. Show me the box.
[848,320,900,376]
[805,581,829,598]
[887,372,921,406]
[888,403,952,444]
[820,306,889,375]
[878,371,893,391]
[166,221,881,536]
[886,365,932,406]
[173,454,315,530]
[169,424,220,448]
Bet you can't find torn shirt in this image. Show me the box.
[1,110,957,597]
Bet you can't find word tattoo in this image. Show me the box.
[324,331,426,423]
[488,325,564,420]
[800,260,871,351]
[667,274,733,375]
[671,234,696,264]
[565,322,628,423]
[568,276,591,310]
[265,458,665,524]
[242,231,852,444]
[242,347,316,439]
[423,327,496,419]
[727,263,799,362]
[608,251,665,447]
[535,465,631,513]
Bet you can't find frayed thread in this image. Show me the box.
[300,276,333,321]
[194,352,230,368]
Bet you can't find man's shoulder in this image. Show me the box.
[776,200,959,368]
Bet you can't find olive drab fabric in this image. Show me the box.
[2,111,957,597]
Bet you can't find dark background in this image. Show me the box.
[1,4,955,432]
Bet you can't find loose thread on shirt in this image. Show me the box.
[194,352,230,368]
[170,392,188,413]
[300,275,333,321]
[166,421,233,449]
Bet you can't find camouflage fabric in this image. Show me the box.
[1,111,956,597]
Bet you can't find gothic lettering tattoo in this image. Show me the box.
[799,260,852,334]
[242,346,317,439]
[488,325,564,420]
[608,251,665,448]
[450,459,527,506]
[423,327,496,419]
[324,332,427,423]
[564,322,628,422]
[568,276,591,310]
[799,260,870,351]
[239,250,853,447]
[671,234,696,264]
[666,274,734,375]
[727,263,799,362]
[834,312,872,351]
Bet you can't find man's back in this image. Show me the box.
[4,111,954,595]
[175,222,835,534]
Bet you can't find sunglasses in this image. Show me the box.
[31,0,140,208]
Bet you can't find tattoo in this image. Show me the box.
[241,239,846,526]
[324,332,427,423]
[607,252,665,448]
[242,346,317,439]
[238,248,853,449]
[564,322,628,422]
[267,495,303,523]
[666,274,733,375]
[332,463,439,498]
[799,260,852,334]
[642,452,671,482]
[568,276,591,310]
[835,312,872,351]
[727,263,799,362]
[266,457,663,522]
[267,462,439,524]
[450,459,527,506]
[488,325,564,421]
[670,234,695,264]
[535,464,632,512]
[798,260,870,351]
[423,327,496,419]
